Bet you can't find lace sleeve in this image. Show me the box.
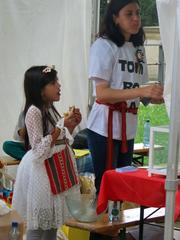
[25,106,52,161]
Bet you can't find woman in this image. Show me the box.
[87,0,163,197]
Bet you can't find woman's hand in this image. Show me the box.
[18,128,26,140]
[150,98,164,104]
[139,84,164,101]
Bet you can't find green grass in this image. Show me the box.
[135,103,169,143]
[135,103,170,165]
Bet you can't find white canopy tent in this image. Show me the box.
[1,1,180,238]
[0,0,94,154]
[156,0,180,239]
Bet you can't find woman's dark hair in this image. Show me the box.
[99,0,145,47]
[23,65,60,150]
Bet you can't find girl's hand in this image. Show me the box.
[71,107,82,125]
[64,107,82,133]
[51,127,61,147]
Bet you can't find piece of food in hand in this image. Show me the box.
[63,106,75,117]
[63,111,69,117]
[69,106,75,112]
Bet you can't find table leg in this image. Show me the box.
[139,206,145,240]
[119,228,126,240]
[132,155,144,166]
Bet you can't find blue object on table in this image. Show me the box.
[116,165,138,173]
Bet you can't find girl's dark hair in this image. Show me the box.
[99,0,145,47]
[23,65,60,150]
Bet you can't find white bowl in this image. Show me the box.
[66,193,102,223]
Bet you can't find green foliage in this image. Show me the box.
[100,0,107,20]
[100,0,159,27]
[139,0,158,26]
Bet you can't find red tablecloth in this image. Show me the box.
[97,168,180,221]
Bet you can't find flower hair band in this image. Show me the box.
[42,65,55,73]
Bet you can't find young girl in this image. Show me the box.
[87,0,164,196]
[12,65,81,240]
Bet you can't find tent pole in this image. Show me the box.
[91,0,100,42]
[164,9,180,239]
[88,0,101,112]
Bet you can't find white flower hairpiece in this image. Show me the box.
[42,65,55,73]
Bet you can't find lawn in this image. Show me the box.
[135,103,170,165]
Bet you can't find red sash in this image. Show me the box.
[96,100,138,170]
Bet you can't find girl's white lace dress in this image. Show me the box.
[12,105,79,230]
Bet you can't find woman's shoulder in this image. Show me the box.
[92,37,117,49]
[91,37,119,58]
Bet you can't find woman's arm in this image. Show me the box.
[94,78,164,104]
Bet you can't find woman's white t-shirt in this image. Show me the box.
[87,38,148,140]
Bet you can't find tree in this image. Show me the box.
[100,0,159,26]
[139,0,158,26]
